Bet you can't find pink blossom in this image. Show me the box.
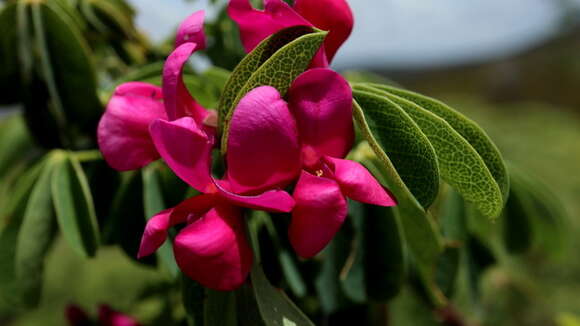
[98,11,214,171]
[228,0,354,66]
[138,86,301,291]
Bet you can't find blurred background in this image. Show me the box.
[1,0,580,325]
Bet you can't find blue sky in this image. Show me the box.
[130,0,571,69]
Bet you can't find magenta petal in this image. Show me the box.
[98,305,141,326]
[227,86,301,193]
[149,117,213,192]
[138,209,172,259]
[213,179,295,213]
[228,0,311,53]
[293,0,353,62]
[288,68,354,159]
[97,82,166,171]
[170,193,220,225]
[289,171,347,258]
[175,10,207,49]
[174,205,253,291]
[325,156,397,207]
[163,43,207,122]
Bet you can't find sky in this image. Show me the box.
[117,1,575,69]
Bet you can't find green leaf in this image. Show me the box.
[33,1,102,130]
[51,151,100,258]
[440,188,467,243]
[359,85,504,218]
[252,264,316,326]
[15,154,59,308]
[220,28,327,152]
[217,25,315,127]
[435,247,460,298]
[351,89,439,209]
[142,163,179,276]
[502,178,533,254]
[236,283,267,326]
[0,114,34,179]
[465,234,496,300]
[204,290,237,326]
[0,160,46,312]
[182,276,205,326]
[351,100,443,275]
[370,84,509,204]
[508,164,566,254]
[0,3,21,104]
[341,202,405,302]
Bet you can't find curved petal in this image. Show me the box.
[175,10,207,49]
[149,117,213,192]
[174,205,253,291]
[288,68,354,159]
[293,0,353,62]
[213,179,295,213]
[325,156,397,207]
[137,209,172,259]
[98,82,166,171]
[228,0,310,53]
[163,43,207,122]
[289,171,347,258]
[98,305,141,326]
[227,86,301,193]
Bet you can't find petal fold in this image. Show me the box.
[293,0,353,62]
[149,117,213,192]
[138,209,172,259]
[163,43,207,122]
[173,205,253,291]
[325,156,397,207]
[288,68,354,159]
[289,171,347,258]
[175,10,207,49]
[98,82,166,171]
[213,179,295,213]
[226,86,301,193]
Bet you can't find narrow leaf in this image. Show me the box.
[252,264,316,326]
[51,151,100,258]
[15,154,58,308]
[204,290,237,326]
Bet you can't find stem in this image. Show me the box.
[72,150,103,162]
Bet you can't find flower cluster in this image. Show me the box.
[98,0,395,291]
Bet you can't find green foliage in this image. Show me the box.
[51,151,100,258]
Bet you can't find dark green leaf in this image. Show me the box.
[466,234,496,300]
[182,276,205,326]
[502,178,533,254]
[15,154,59,308]
[352,89,439,209]
[220,28,327,152]
[252,264,316,326]
[51,151,100,257]
[0,3,21,104]
[435,247,460,298]
[440,188,467,243]
[34,2,102,131]
[0,114,35,179]
[236,283,267,326]
[370,84,510,204]
[351,103,443,276]
[204,290,237,326]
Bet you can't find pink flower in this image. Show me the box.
[98,11,214,171]
[252,68,396,258]
[138,86,302,291]
[228,0,354,66]
[65,304,141,326]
